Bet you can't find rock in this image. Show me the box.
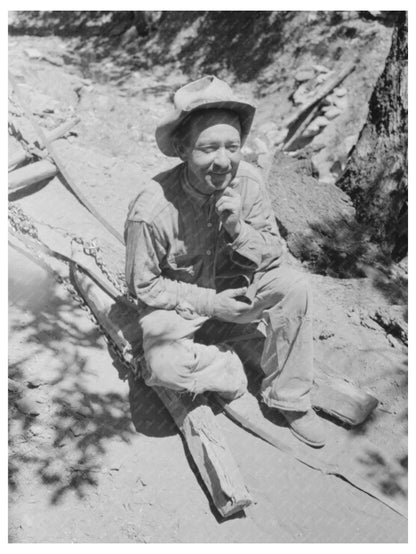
[316,74,329,84]
[314,116,330,128]
[318,329,335,340]
[294,68,315,82]
[42,54,64,67]
[332,95,349,110]
[15,396,41,416]
[386,334,400,348]
[8,378,25,394]
[344,134,359,155]
[303,121,321,137]
[24,47,42,59]
[267,152,367,276]
[266,128,287,146]
[252,137,269,155]
[323,106,342,120]
[334,86,347,97]
[313,64,330,74]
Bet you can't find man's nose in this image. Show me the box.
[213,147,230,168]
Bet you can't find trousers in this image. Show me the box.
[139,265,313,412]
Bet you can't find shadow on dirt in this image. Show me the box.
[8,243,175,505]
[281,211,408,306]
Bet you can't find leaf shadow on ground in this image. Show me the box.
[8,244,175,506]
[280,209,408,307]
[9,11,294,84]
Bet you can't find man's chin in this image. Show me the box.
[208,175,231,191]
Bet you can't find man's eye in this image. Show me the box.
[227,144,240,152]
[200,147,215,153]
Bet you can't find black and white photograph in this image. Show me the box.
[7,7,409,544]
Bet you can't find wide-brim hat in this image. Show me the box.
[155,75,256,157]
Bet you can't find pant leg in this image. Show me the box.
[139,308,247,398]
[233,265,314,412]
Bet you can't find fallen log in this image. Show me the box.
[281,102,321,151]
[8,116,81,170]
[8,159,58,192]
[9,72,124,245]
[70,246,252,518]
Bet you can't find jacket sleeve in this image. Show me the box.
[229,175,285,271]
[125,220,216,316]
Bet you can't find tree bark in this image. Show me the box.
[337,12,407,260]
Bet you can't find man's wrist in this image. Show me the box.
[225,220,242,241]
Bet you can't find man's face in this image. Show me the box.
[179,109,242,195]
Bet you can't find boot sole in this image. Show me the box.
[289,426,326,448]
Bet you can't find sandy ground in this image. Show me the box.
[8,33,407,543]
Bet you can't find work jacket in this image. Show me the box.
[125,160,284,317]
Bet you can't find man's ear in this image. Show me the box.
[174,139,188,161]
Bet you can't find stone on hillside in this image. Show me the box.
[24,47,42,59]
[252,137,269,155]
[323,106,342,120]
[266,128,287,147]
[294,68,315,82]
[314,116,330,128]
[333,95,349,110]
[334,86,347,97]
[344,133,359,155]
[267,152,368,276]
[313,64,330,74]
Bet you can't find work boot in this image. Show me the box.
[281,409,326,448]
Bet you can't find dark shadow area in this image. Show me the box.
[9,11,398,86]
[281,211,408,306]
[356,448,407,498]
[127,372,177,438]
[8,244,139,504]
[8,177,52,202]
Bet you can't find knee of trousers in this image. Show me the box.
[143,339,196,389]
[269,271,312,316]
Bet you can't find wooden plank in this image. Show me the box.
[70,253,252,518]
[8,116,81,170]
[8,160,58,191]
[155,388,252,517]
[312,374,378,426]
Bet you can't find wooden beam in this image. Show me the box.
[8,160,58,192]
[8,116,81,170]
[70,250,252,518]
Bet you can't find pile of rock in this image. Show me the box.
[244,63,359,185]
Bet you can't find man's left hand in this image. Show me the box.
[215,184,242,239]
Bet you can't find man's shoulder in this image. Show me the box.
[126,163,183,224]
[236,160,264,185]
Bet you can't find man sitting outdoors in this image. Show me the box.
[125,75,326,448]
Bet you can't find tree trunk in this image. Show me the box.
[337,12,407,261]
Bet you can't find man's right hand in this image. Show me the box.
[213,288,252,322]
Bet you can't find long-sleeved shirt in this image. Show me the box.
[125,160,285,316]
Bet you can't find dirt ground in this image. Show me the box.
[8,28,408,543]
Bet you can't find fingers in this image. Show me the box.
[221,186,239,198]
[228,287,248,298]
[215,197,239,214]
